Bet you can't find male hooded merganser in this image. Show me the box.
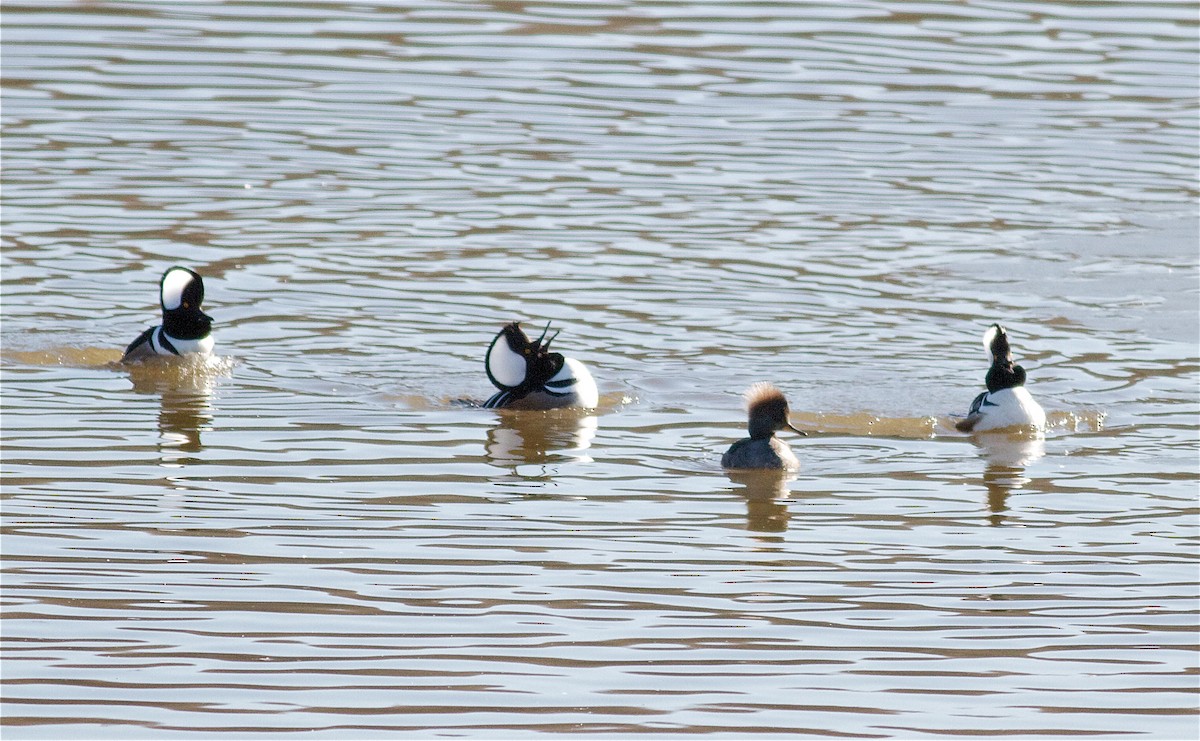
[721,383,808,470]
[955,323,1045,433]
[483,321,598,410]
[121,266,214,363]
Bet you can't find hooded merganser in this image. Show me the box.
[482,321,598,410]
[955,323,1045,433]
[721,383,808,470]
[121,266,214,363]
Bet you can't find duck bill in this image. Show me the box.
[786,422,808,437]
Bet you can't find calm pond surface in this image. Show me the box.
[2,1,1197,738]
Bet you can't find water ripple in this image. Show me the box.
[3,0,1197,738]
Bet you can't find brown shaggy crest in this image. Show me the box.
[745,382,787,411]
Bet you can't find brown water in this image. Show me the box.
[2,1,1198,738]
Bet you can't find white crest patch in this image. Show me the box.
[982,324,1001,361]
[161,268,193,311]
[486,335,527,388]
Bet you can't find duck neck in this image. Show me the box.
[748,421,777,440]
[986,363,1026,392]
[163,309,211,340]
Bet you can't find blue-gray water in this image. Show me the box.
[2,1,1197,738]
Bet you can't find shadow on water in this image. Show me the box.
[793,410,1104,440]
[794,411,943,439]
[3,347,124,367]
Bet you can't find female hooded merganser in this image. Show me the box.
[955,323,1045,433]
[721,383,808,470]
[121,266,214,363]
[483,321,598,410]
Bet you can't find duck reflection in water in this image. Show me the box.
[725,470,794,533]
[971,431,1046,526]
[485,409,598,469]
[126,355,222,464]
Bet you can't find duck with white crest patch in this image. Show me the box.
[955,323,1045,434]
[722,383,808,471]
[121,266,214,363]
[483,321,598,410]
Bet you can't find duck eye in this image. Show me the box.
[182,301,190,309]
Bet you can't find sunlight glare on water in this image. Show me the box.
[1,1,1197,739]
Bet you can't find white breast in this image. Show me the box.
[772,437,800,471]
[548,357,598,408]
[162,331,215,357]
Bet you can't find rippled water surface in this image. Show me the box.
[2,1,1198,738]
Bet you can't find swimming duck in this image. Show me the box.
[121,266,214,363]
[955,323,1045,433]
[483,321,598,410]
[721,383,807,470]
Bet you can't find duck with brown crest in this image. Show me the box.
[721,383,808,470]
